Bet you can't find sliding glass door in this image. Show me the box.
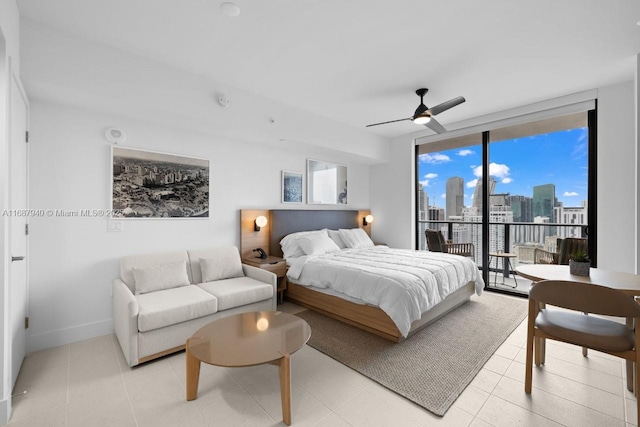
[416,110,596,296]
[416,133,484,262]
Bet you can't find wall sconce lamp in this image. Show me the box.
[363,214,374,226]
[254,215,268,231]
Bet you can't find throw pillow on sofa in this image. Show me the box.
[200,252,244,282]
[132,260,191,295]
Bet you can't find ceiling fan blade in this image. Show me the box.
[424,117,447,134]
[365,117,411,127]
[429,96,466,116]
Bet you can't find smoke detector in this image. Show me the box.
[105,127,126,144]
[221,2,240,17]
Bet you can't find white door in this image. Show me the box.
[9,71,29,387]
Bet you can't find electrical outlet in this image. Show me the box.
[107,220,123,232]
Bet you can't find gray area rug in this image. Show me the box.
[295,292,527,416]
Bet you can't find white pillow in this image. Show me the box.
[327,229,347,249]
[133,261,190,295]
[200,253,244,282]
[297,232,341,255]
[339,228,375,249]
[280,229,328,259]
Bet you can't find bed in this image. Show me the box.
[240,209,484,342]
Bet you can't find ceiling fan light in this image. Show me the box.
[413,113,431,125]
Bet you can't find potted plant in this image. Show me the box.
[569,250,590,276]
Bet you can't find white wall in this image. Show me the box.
[370,135,414,249]
[26,100,371,352]
[636,54,640,273]
[596,80,636,273]
[371,82,639,273]
[0,1,19,423]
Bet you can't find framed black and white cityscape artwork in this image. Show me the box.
[111,147,210,218]
[282,170,303,204]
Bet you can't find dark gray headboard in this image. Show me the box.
[269,210,359,257]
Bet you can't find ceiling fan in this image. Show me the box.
[366,88,465,134]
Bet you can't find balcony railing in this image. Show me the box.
[418,220,588,294]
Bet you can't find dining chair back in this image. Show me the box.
[524,280,640,425]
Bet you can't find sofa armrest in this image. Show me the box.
[113,279,140,367]
[242,264,278,310]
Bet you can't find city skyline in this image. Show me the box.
[418,127,589,210]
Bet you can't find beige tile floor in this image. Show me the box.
[8,299,638,426]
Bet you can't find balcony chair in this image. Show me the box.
[425,229,474,259]
[524,280,640,426]
[533,237,587,265]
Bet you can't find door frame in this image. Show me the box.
[8,61,29,388]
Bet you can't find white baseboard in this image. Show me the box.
[0,395,10,426]
[28,318,114,353]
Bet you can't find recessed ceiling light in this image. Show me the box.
[221,2,240,17]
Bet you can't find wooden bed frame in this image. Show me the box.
[239,208,476,342]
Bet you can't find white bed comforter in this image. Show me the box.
[287,246,484,337]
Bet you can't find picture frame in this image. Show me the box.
[282,170,303,204]
[111,146,210,218]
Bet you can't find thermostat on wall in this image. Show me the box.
[105,127,126,144]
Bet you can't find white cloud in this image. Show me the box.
[473,163,511,179]
[440,193,446,199]
[457,149,475,156]
[564,191,579,197]
[466,179,478,188]
[502,177,513,184]
[419,180,430,187]
[489,163,510,178]
[421,153,451,164]
[424,173,438,179]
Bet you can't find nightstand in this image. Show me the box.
[242,256,287,304]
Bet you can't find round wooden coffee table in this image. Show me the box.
[186,311,311,425]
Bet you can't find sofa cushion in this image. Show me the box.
[200,255,244,283]
[120,250,192,293]
[198,277,274,311]
[187,247,244,284]
[136,285,218,332]
[133,260,191,295]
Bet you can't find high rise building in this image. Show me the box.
[533,183,556,220]
[490,193,509,208]
[509,195,533,222]
[489,205,514,257]
[446,177,464,219]
[554,205,587,238]
[428,206,445,221]
[472,177,497,211]
[417,183,428,221]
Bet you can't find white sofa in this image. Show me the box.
[113,246,277,367]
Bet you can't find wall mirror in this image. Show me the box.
[307,159,348,204]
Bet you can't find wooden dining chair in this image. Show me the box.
[525,280,640,425]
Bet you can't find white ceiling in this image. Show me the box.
[16,0,640,142]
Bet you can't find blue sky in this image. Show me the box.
[418,127,589,208]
